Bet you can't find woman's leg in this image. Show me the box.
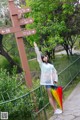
[46,88,57,111]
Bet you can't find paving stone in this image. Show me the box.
[55,114,75,120]
[74,117,80,120]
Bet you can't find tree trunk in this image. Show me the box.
[62,43,69,56]
[0,34,23,73]
[68,47,73,55]
[52,48,55,59]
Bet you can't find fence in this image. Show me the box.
[0,56,80,120]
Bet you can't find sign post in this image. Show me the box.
[0,0,36,87]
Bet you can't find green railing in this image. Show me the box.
[0,57,80,120]
[58,56,80,90]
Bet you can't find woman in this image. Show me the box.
[34,42,62,114]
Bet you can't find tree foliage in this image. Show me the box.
[26,0,80,58]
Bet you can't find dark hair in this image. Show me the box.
[41,55,45,61]
[41,54,49,63]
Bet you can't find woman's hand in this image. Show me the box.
[34,42,37,47]
[54,81,57,86]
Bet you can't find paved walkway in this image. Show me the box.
[49,82,80,120]
[55,48,80,55]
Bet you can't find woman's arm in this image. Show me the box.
[34,42,42,64]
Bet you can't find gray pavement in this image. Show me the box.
[49,82,80,120]
[55,48,80,55]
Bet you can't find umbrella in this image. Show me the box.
[51,86,63,110]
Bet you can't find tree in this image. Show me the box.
[0,34,22,73]
[25,0,80,58]
[59,1,80,55]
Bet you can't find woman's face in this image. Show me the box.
[43,55,48,63]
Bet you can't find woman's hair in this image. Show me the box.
[41,54,49,63]
[41,55,45,61]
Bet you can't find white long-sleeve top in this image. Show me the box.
[34,46,58,85]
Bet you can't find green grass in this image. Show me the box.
[28,54,79,72]
[0,56,10,70]
[0,49,79,73]
[53,54,80,72]
[29,59,40,71]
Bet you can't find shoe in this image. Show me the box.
[54,109,62,115]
